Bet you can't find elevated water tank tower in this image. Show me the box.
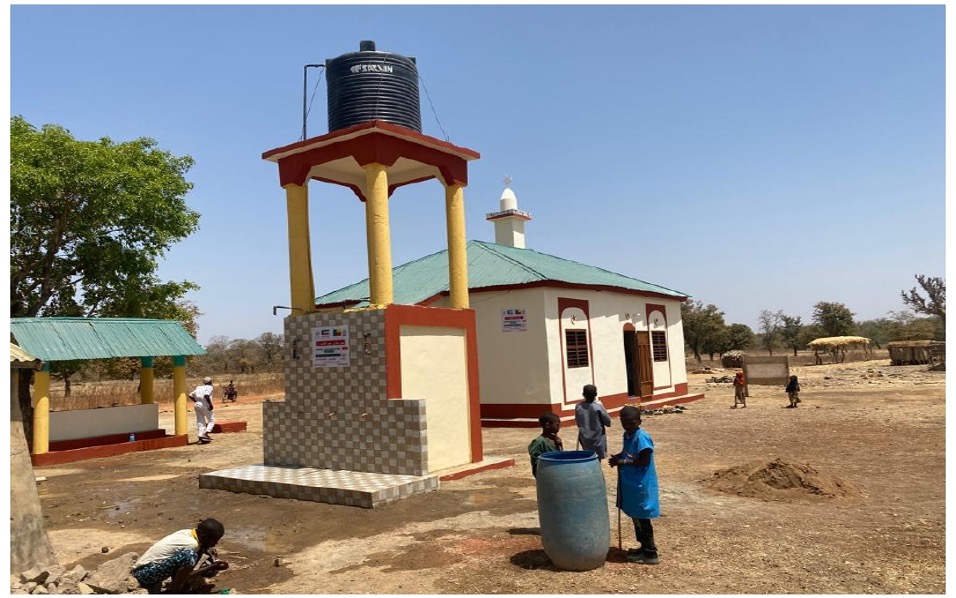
[325,40,422,133]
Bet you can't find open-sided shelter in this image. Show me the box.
[808,336,873,364]
[10,317,205,465]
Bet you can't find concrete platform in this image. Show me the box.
[199,464,439,508]
[32,431,187,467]
[198,457,515,508]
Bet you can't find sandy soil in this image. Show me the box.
[36,358,946,594]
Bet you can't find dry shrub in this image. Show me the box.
[49,373,284,412]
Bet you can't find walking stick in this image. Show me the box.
[616,466,623,551]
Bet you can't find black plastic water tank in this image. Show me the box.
[326,40,422,133]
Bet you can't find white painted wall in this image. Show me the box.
[544,288,685,405]
[647,306,673,388]
[399,326,471,472]
[432,288,551,406]
[433,286,688,411]
[663,301,688,386]
[49,404,159,441]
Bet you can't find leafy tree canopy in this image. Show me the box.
[778,314,804,356]
[681,300,726,363]
[725,323,756,352]
[10,116,200,321]
[812,301,856,337]
[901,274,945,328]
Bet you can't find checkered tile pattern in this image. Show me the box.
[262,310,429,476]
[199,464,439,509]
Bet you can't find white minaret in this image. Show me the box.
[485,176,532,248]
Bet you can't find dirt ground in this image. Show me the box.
[36,358,946,594]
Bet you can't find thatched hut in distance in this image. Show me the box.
[808,336,873,364]
[886,340,945,366]
[721,350,745,368]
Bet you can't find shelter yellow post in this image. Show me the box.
[173,356,188,436]
[32,364,51,455]
[139,356,155,404]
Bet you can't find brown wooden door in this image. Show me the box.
[635,331,654,397]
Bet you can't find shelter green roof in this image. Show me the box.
[10,318,206,362]
[315,240,689,308]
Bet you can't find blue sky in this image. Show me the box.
[8,4,946,345]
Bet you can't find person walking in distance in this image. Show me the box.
[732,370,747,408]
[189,376,215,444]
[785,375,802,408]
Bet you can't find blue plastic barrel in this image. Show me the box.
[535,450,610,571]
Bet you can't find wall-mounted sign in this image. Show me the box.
[313,326,350,367]
[501,308,527,332]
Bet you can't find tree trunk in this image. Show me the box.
[11,370,58,573]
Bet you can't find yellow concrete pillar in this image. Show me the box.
[364,163,394,306]
[445,183,469,309]
[284,183,316,314]
[32,366,51,455]
[139,357,155,404]
[173,356,188,436]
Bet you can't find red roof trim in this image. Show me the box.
[263,120,480,162]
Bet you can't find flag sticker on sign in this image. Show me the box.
[313,325,350,366]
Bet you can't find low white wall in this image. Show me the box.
[49,404,160,441]
[399,326,471,472]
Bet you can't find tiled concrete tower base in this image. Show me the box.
[266,309,429,475]
[200,309,435,507]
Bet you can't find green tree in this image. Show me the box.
[778,314,804,356]
[812,302,856,337]
[702,326,730,361]
[10,116,200,319]
[725,323,756,351]
[797,323,825,348]
[681,300,726,363]
[885,311,941,342]
[255,332,285,372]
[901,274,945,331]
[855,317,896,349]
[758,309,784,355]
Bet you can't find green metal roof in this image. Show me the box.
[10,318,206,362]
[315,240,689,308]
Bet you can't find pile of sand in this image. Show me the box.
[702,457,860,502]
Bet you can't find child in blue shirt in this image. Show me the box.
[610,405,660,564]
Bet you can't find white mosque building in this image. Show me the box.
[315,180,704,426]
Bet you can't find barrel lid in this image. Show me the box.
[538,450,598,464]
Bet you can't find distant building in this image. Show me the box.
[315,181,704,426]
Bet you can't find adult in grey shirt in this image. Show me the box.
[575,384,612,458]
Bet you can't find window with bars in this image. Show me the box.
[565,329,589,368]
[651,330,668,362]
